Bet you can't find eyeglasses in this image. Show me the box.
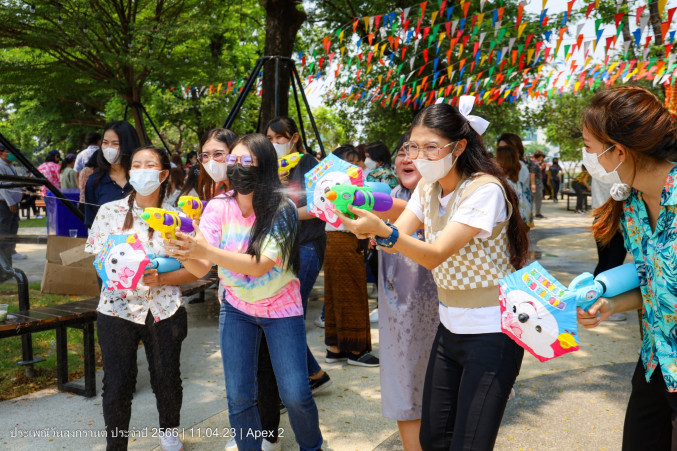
[200,151,228,163]
[402,141,455,159]
[225,154,254,167]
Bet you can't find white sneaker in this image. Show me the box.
[35,215,44,219]
[12,253,28,260]
[369,308,378,323]
[225,437,238,451]
[262,437,282,451]
[160,429,184,451]
[314,316,325,328]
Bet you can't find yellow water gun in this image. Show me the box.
[177,196,207,220]
[141,208,195,240]
[278,152,302,175]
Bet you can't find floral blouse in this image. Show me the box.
[85,196,183,325]
[621,165,677,391]
[366,166,399,189]
[37,161,61,197]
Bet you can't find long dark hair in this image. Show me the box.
[94,121,140,187]
[495,145,520,183]
[265,116,305,154]
[412,103,529,269]
[364,141,393,168]
[122,145,171,239]
[229,133,299,274]
[586,86,677,245]
[196,128,238,201]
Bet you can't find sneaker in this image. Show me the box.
[508,387,517,401]
[314,316,325,328]
[309,372,332,394]
[325,349,348,363]
[262,437,282,451]
[12,253,27,260]
[607,313,627,321]
[225,438,238,451]
[535,214,546,219]
[35,215,44,219]
[347,350,379,367]
[160,429,184,451]
[279,396,287,415]
[369,308,378,323]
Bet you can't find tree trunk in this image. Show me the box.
[621,0,635,59]
[259,0,307,132]
[649,0,663,46]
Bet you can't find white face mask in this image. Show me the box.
[412,143,458,184]
[203,159,229,182]
[272,141,292,159]
[103,147,121,164]
[364,157,378,171]
[581,145,623,185]
[129,169,162,196]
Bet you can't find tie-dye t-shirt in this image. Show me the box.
[199,193,302,318]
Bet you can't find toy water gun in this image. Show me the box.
[562,263,640,311]
[146,254,182,273]
[278,152,302,175]
[364,181,392,194]
[326,184,394,219]
[141,208,195,240]
[177,196,207,220]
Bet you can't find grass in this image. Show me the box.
[0,282,101,401]
[18,217,46,228]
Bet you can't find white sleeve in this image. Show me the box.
[450,184,507,239]
[405,183,424,222]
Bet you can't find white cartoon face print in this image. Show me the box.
[311,171,351,224]
[104,242,146,289]
[501,289,559,359]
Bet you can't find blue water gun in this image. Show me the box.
[562,263,640,311]
[146,254,182,274]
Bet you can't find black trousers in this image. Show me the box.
[623,359,677,450]
[257,334,281,442]
[419,325,524,451]
[97,308,187,451]
[571,181,590,211]
[594,228,627,276]
[0,200,19,281]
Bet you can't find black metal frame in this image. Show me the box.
[222,56,326,158]
[123,102,171,151]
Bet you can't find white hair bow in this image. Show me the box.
[458,95,490,136]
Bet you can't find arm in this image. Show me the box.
[372,198,408,222]
[577,287,643,329]
[142,267,200,287]
[530,172,536,191]
[298,205,314,220]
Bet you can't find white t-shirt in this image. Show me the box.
[406,182,508,334]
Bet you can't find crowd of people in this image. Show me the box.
[2,85,677,451]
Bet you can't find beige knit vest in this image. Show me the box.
[421,173,514,308]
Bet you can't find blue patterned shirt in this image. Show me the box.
[621,164,677,391]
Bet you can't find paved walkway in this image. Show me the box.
[1,199,642,450]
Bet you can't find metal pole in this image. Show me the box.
[223,57,269,129]
[290,64,326,158]
[274,57,280,118]
[140,104,171,152]
[289,70,312,155]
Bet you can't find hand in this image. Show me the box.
[336,205,391,240]
[9,204,18,213]
[165,220,211,261]
[142,269,162,287]
[577,297,613,329]
[279,170,290,186]
[530,184,536,193]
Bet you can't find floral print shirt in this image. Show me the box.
[84,196,183,324]
[621,164,677,391]
[366,166,399,189]
[37,161,61,197]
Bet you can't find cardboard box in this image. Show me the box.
[41,236,100,297]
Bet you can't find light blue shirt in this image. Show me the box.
[0,158,23,206]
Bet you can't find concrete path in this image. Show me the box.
[0,199,642,450]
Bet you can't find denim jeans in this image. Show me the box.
[219,301,323,451]
[298,242,323,376]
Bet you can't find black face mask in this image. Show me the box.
[227,164,258,195]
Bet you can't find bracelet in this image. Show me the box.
[374,221,399,248]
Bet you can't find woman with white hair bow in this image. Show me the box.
[337,96,530,451]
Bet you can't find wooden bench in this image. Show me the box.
[19,197,46,220]
[562,188,591,212]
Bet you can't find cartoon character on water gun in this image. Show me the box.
[141,208,195,240]
[177,196,207,220]
[563,262,641,311]
[278,152,302,175]
[325,184,394,219]
[146,254,182,273]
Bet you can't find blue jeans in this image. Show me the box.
[298,242,323,376]
[219,301,323,451]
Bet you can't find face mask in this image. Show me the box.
[272,141,292,159]
[364,157,378,171]
[129,169,163,196]
[6,152,16,162]
[412,143,458,184]
[203,159,229,182]
[581,145,631,201]
[103,147,121,164]
[227,164,258,195]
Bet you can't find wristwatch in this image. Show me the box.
[374,221,399,248]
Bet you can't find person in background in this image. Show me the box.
[364,141,398,189]
[495,145,527,226]
[74,132,101,175]
[185,151,198,169]
[378,133,439,451]
[170,154,184,172]
[177,164,199,200]
[497,133,532,227]
[571,165,591,214]
[529,151,546,218]
[78,150,100,204]
[0,144,26,272]
[37,149,62,197]
[84,121,139,227]
[549,157,562,202]
[165,166,186,206]
[60,153,78,189]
